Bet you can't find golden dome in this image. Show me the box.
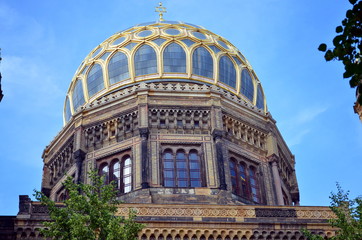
[64,21,266,124]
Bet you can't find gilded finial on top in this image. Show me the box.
[155,2,167,22]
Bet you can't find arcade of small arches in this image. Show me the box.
[137,229,333,240]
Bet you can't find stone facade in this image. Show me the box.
[3,21,338,239]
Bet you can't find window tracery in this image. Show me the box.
[162,147,203,188]
[229,156,261,203]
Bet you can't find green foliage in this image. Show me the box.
[318,0,362,105]
[303,183,362,240]
[34,172,144,240]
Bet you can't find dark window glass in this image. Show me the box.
[239,163,248,197]
[124,42,137,51]
[108,52,129,85]
[163,43,186,73]
[256,85,264,110]
[241,69,254,102]
[189,150,201,187]
[134,45,158,76]
[249,168,259,202]
[193,47,213,78]
[209,45,220,54]
[163,150,175,187]
[219,56,236,88]
[65,97,72,122]
[87,64,104,97]
[229,160,238,194]
[72,78,85,111]
[165,28,180,35]
[192,32,206,40]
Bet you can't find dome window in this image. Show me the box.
[64,97,72,122]
[152,38,166,46]
[256,85,264,110]
[108,52,129,85]
[181,39,195,47]
[137,30,153,38]
[91,47,102,58]
[241,69,254,102]
[192,31,207,40]
[217,40,229,49]
[134,44,158,76]
[192,47,213,79]
[124,42,137,51]
[219,56,236,88]
[112,37,126,46]
[72,78,85,112]
[233,56,242,66]
[165,28,180,36]
[163,43,186,73]
[208,45,221,54]
[100,52,111,61]
[87,64,105,98]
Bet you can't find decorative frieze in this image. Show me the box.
[84,110,139,150]
[47,139,74,186]
[222,115,266,151]
[149,108,211,134]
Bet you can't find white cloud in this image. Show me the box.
[279,105,328,146]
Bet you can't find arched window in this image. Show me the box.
[256,85,264,110]
[229,158,260,203]
[219,56,236,88]
[162,148,203,187]
[134,44,157,76]
[229,159,238,194]
[189,150,201,187]
[163,43,186,73]
[87,64,104,98]
[249,167,260,203]
[64,97,72,122]
[123,156,132,193]
[108,52,129,84]
[99,163,109,185]
[72,78,85,111]
[241,69,254,102]
[192,47,213,78]
[163,149,174,187]
[98,153,132,194]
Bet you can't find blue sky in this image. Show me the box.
[1,0,361,215]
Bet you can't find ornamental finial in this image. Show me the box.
[155,2,167,22]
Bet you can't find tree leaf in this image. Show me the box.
[318,43,327,52]
[336,26,344,33]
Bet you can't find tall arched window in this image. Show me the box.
[108,52,129,84]
[65,97,72,122]
[87,64,104,98]
[134,44,157,76]
[163,43,186,73]
[176,150,187,187]
[241,69,254,102]
[189,150,201,187]
[163,149,175,187]
[162,148,203,187]
[99,163,109,185]
[219,56,236,88]
[123,156,132,193]
[229,157,260,203]
[256,85,264,110]
[249,167,260,203]
[192,47,213,78]
[72,78,85,111]
[98,152,132,194]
